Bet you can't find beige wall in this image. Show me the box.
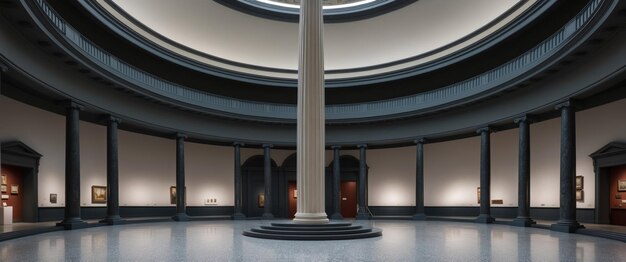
[2,95,626,208]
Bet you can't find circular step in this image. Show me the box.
[243,222,382,240]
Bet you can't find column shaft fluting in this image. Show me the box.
[293,0,328,224]
[330,146,342,219]
[476,127,494,223]
[58,102,86,229]
[263,144,274,219]
[104,116,122,224]
[551,102,582,232]
[173,133,189,221]
[233,142,245,219]
[513,117,535,227]
[356,144,369,220]
[413,139,426,220]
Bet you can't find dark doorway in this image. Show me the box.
[288,181,297,218]
[242,155,278,218]
[1,141,41,222]
[341,180,357,218]
[609,165,626,226]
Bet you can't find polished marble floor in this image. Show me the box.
[1,220,625,261]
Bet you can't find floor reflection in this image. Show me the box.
[0,220,624,261]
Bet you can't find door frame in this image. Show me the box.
[590,142,626,224]
[1,141,41,222]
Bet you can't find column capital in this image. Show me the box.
[106,115,122,124]
[476,126,492,134]
[175,133,187,140]
[63,100,84,110]
[357,144,367,149]
[233,142,245,147]
[262,143,273,149]
[514,115,533,125]
[413,138,427,144]
[330,145,342,150]
[555,100,578,111]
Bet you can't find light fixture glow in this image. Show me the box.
[256,0,377,10]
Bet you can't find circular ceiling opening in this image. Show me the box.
[260,0,375,9]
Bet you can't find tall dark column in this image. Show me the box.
[102,116,123,225]
[551,101,583,232]
[413,138,427,220]
[173,133,189,221]
[262,144,274,219]
[356,144,370,220]
[330,146,343,219]
[513,116,535,227]
[233,142,246,220]
[475,127,495,223]
[57,101,87,229]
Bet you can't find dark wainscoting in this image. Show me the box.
[369,206,596,223]
[38,206,235,222]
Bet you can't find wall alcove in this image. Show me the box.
[1,141,42,222]
[590,142,626,225]
[241,155,279,217]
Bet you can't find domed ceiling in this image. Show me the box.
[99,0,531,80]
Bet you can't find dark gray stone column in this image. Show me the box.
[233,142,246,220]
[513,116,535,227]
[356,144,370,220]
[262,144,274,219]
[551,101,583,233]
[475,127,495,223]
[330,145,343,220]
[57,101,87,230]
[173,133,189,221]
[413,138,427,220]
[102,116,123,225]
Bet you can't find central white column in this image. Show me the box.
[293,0,329,224]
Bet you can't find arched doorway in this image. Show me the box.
[242,155,278,218]
[280,154,298,218]
[327,155,362,218]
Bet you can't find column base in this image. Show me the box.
[232,212,246,220]
[355,212,371,220]
[512,217,536,227]
[262,213,274,219]
[57,218,88,230]
[100,216,124,225]
[172,213,190,221]
[294,212,329,224]
[412,213,427,220]
[551,220,584,233]
[329,213,343,220]
[474,214,495,223]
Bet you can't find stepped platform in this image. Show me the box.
[243,222,382,240]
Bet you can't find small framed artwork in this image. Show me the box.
[477,187,481,204]
[616,194,622,199]
[91,185,107,204]
[0,184,6,193]
[1,174,6,184]
[293,189,297,199]
[619,180,626,192]
[1,195,8,200]
[10,185,18,195]
[576,176,584,190]
[50,193,58,204]
[576,189,584,202]
[258,193,265,208]
[170,186,177,204]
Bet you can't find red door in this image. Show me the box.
[341,181,357,218]
[1,165,24,222]
[610,166,626,226]
[288,181,297,218]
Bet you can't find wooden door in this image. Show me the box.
[288,181,297,218]
[341,180,357,218]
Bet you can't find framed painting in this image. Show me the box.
[575,176,584,190]
[576,189,584,202]
[170,186,186,205]
[91,185,107,204]
[10,185,18,195]
[619,180,626,192]
[0,184,6,193]
[1,174,6,184]
[258,193,265,208]
[477,187,481,204]
[50,193,57,204]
